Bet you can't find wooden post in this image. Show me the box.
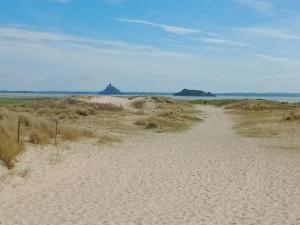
[17,119,21,144]
[55,120,58,146]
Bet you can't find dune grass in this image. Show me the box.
[132,99,146,109]
[134,97,201,132]
[0,106,94,168]
[97,134,121,145]
[25,98,123,119]
[0,96,201,168]
[188,98,300,139]
[189,99,240,107]
[222,100,300,138]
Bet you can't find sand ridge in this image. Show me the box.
[82,96,144,111]
[0,106,300,225]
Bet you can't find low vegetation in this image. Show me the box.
[221,100,300,138]
[134,97,201,132]
[0,97,45,106]
[189,99,240,107]
[19,98,123,120]
[0,106,94,168]
[0,97,124,168]
[0,96,201,168]
[132,99,146,109]
[97,134,121,145]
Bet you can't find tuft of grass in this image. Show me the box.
[0,106,94,168]
[146,123,157,129]
[283,111,300,121]
[135,110,201,132]
[0,137,24,169]
[60,126,93,141]
[28,129,51,145]
[134,97,201,132]
[97,134,121,145]
[132,100,146,109]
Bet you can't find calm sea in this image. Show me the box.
[1,93,300,103]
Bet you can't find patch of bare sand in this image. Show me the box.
[0,106,300,225]
[82,96,145,111]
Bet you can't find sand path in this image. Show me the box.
[0,106,300,225]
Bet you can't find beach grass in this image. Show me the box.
[134,97,201,132]
[0,96,202,168]
[132,99,146,109]
[97,134,121,145]
[190,98,300,139]
[0,104,94,168]
[188,99,240,107]
[220,100,300,138]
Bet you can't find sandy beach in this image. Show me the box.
[0,105,300,225]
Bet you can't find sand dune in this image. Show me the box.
[0,106,300,225]
[83,96,143,111]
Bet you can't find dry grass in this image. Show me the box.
[134,97,201,132]
[97,134,121,145]
[227,100,300,139]
[132,100,146,109]
[0,96,202,168]
[60,126,94,141]
[13,98,123,120]
[0,137,24,169]
[225,99,292,111]
[0,106,94,168]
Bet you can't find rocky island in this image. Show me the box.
[174,89,215,97]
[98,83,122,95]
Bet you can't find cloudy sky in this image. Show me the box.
[0,0,300,92]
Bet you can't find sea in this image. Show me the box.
[1,92,300,103]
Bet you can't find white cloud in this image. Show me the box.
[199,37,248,47]
[117,18,202,35]
[239,27,300,40]
[0,26,191,58]
[1,26,300,92]
[233,0,273,14]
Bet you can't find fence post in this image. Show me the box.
[55,120,58,146]
[17,119,21,144]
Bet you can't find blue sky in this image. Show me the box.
[0,0,300,92]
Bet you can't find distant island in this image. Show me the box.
[174,89,216,97]
[98,83,122,95]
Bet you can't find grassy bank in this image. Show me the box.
[190,98,300,139]
[0,96,201,168]
[0,107,93,168]
[188,99,240,107]
[0,97,124,168]
[134,97,201,132]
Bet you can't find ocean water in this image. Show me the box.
[1,93,300,103]
[171,95,300,103]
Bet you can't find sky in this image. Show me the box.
[0,0,300,92]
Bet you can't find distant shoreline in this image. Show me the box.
[1,90,300,97]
